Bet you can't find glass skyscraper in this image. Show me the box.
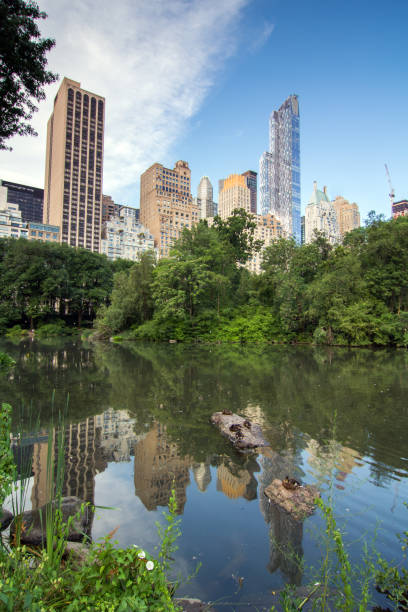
[259,94,301,242]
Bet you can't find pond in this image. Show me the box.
[1,338,407,610]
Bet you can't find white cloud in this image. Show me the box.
[249,21,274,53]
[0,0,251,205]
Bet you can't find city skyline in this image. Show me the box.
[0,0,406,221]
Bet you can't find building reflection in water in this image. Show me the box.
[305,438,362,490]
[30,408,143,519]
[257,430,363,585]
[31,417,107,511]
[216,456,259,501]
[192,460,212,493]
[95,407,143,463]
[133,423,191,514]
[258,447,304,585]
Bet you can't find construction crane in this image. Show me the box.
[385,163,395,212]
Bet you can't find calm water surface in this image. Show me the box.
[1,338,407,610]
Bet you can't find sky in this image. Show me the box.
[1,0,407,221]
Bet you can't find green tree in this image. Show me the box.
[94,251,155,336]
[0,0,58,149]
[66,248,112,326]
[213,208,263,264]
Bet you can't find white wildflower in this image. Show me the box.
[146,560,154,571]
[138,550,146,559]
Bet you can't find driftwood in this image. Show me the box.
[264,478,320,521]
[211,412,268,450]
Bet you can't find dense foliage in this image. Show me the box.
[0,238,132,332]
[0,0,58,150]
[95,212,408,347]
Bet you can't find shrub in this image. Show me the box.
[36,321,73,338]
[0,353,15,373]
[5,325,29,338]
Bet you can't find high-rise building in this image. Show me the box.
[218,174,251,219]
[301,215,305,244]
[392,199,408,219]
[218,175,283,273]
[140,160,199,258]
[259,151,273,215]
[332,196,360,240]
[242,170,257,214]
[197,176,217,218]
[305,182,339,245]
[102,194,120,223]
[218,171,256,216]
[44,77,105,252]
[259,95,301,242]
[0,179,43,223]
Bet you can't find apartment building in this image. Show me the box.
[44,78,105,252]
[140,160,199,258]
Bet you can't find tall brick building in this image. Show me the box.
[44,78,105,252]
[140,160,199,258]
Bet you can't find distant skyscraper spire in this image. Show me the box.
[259,94,301,242]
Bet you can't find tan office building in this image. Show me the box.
[332,195,360,240]
[218,173,251,219]
[44,77,105,252]
[140,160,199,258]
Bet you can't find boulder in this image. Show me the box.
[10,496,91,547]
[264,479,320,521]
[63,541,91,566]
[0,509,13,531]
[211,412,268,450]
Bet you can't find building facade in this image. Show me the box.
[0,179,43,223]
[332,196,360,239]
[119,205,140,222]
[0,196,29,240]
[305,182,339,245]
[246,213,284,274]
[44,78,105,252]
[197,176,217,218]
[140,160,199,258]
[218,174,251,219]
[102,194,120,223]
[100,214,155,261]
[242,170,258,214]
[259,95,301,242]
[259,151,273,216]
[392,199,408,219]
[28,222,60,242]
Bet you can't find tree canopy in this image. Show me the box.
[0,0,58,150]
[94,214,408,347]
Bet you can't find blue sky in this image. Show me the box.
[1,0,406,221]
[177,0,407,220]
